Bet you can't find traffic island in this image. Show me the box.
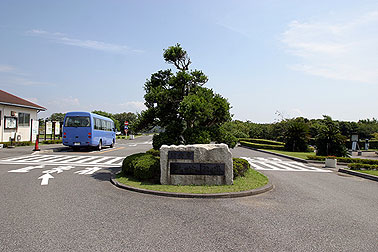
[111,147,272,198]
[111,169,272,198]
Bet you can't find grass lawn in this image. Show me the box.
[353,170,378,176]
[116,169,268,194]
[264,149,316,160]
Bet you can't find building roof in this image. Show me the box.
[0,89,46,111]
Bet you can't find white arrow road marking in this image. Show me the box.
[38,173,54,185]
[8,165,45,173]
[42,166,75,174]
[75,167,102,175]
[128,144,137,147]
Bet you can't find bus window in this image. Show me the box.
[65,116,90,127]
[107,121,111,131]
[101,120,107,131]
[95,118,101,130]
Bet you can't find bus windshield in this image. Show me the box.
[64,116,91,127]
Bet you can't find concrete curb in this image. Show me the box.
[338,168,378,182]
[239,145,309,163]
[110,173,273,199]
[39,147,67,153]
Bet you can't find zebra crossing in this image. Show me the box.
[241,157,331,173]
[0,154,124,167]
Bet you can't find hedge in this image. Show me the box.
[347,163,378,170]
[146,148,160,157]
[238,138,284,146]
[40,140,62,144]
[0,139,62,148]
[307,155,378,165]
[233,158,250,178]
[0,141,33,147]
[240,141,285,150]
[122,153,160,181]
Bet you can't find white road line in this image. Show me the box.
[0,154,124,167]
[241,157,331,172]
[255,161,286,170]
[75,167,102,175]
[74,156,100,163]
[103,157,124,164]
[39,173,53,185]
[8,165,45,173]
[88,157,113,164]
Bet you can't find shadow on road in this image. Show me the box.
[90,167,121,181]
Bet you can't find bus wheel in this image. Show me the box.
[110,140,115,148]
[97,140,102,151]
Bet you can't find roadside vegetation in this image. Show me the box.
[0,139,62,147]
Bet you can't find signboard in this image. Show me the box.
[46,121,53,134]
[351,134,359,142]
[54,122,60,135]
[170,163,225,176]
[124,121,129,125]
[4,117,17,129]
[124,125,128,130]
[32,120,39,135]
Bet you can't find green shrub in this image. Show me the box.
[40,140,62,144]
[122,153,160,181]
[133,154,160,181]
[233,158,250,178]
[238,138,284,146]
[122,153,146,175]
[0,141,34,147]
[348,163,378,170]
[240,141,285,150]
[146,148,160,157]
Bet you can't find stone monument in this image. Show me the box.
[160,144,233,186]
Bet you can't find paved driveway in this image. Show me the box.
[0,143,377,251]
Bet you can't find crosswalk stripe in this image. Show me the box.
[88,157,113,164]
[103,157,124,164]
[0,154,123,167]
[74,156,100,163]
[240,157,331,173]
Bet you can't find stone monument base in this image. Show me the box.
[160,144,233,186]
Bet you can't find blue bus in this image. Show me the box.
[62,111,116,150]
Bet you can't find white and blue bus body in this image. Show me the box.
[63,111,116,150]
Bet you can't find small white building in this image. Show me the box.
[0,89,46,142]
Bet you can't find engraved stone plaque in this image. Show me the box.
[170,163,225,176]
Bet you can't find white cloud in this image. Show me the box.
[119,101,146,112]
[0,76,54,87]
[0,64,15,73]
[48,96,80,108]
[282,11,378,83]
[27,29,144,54]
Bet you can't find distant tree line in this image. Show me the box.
[224,116,378,156]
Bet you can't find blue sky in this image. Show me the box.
[1,0,378,122]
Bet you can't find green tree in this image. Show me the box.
[113,112,137,133]
[283,117,310,152]
[48,113,66,122]
[91,110,120,131]
[315,116,348,157]
[135,44,233,149]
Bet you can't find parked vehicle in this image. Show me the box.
[62,111,116,150]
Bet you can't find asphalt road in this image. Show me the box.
[0,138,377,251]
